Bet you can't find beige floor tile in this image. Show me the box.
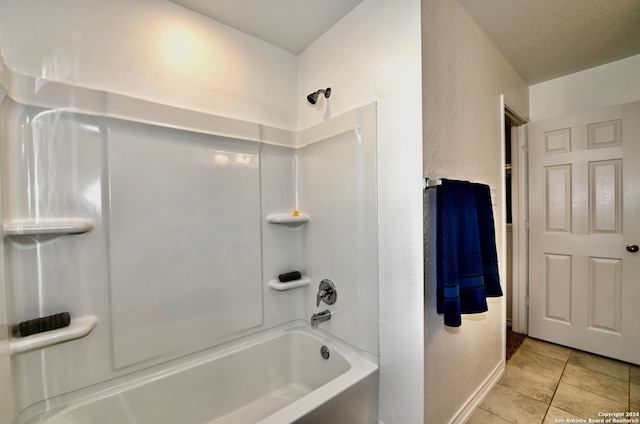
[631,365,640,385]
[521,337,572,362]
[568,350,629,382]
[551,382,627,419]
[508,348,566,381]
[632,382,640,410]
[561,363,629,404]
[466,407,512,424]
[499,364,558,403]
[480,383,548,424]
[543,406,585,424]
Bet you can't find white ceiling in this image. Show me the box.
[170,0,640,84]
[170,0,365,55]
[457,0,640,84]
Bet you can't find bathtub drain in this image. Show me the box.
[320,345,330,360]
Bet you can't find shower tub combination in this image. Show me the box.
[15,324,378,424]
[0,64,378,423]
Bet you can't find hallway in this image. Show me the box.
[468,337,640,423]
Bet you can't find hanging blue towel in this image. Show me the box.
[436,179,502,327]
[473,183,503,298]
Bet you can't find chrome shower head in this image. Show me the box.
[307,88,331,105]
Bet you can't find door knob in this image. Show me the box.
[626,244,639,253]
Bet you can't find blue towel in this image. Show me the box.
[436,179,502,327]
[473,183,503,298]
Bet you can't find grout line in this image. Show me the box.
[541,347,571,423]
[477,406,516,424]
[519,337,572,362]
[567,362,631,382]
[561,351,631,408]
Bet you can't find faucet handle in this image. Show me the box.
[316,279,337,307]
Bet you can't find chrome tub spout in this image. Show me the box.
[311,310,331,328]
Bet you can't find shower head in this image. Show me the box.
[307,88,331,105]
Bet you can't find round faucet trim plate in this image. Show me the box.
[317,279,337,307]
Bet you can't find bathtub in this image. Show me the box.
[15,323,378,424]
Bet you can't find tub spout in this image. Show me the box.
[311,310,331,328]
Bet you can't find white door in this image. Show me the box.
[528,101,640,365]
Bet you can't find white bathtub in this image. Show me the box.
[15,323,378,424]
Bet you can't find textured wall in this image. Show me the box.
[422,0,528,422]
[529,54,640,121]
[298,0,425,422]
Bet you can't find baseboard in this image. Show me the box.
[506,318,512,328]
[449,360,505,424]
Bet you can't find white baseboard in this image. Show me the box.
[449,360,505,424]
[507,318,513,328]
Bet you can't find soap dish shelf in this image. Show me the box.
[4,219,94,237]
[266,214,309,225]
[9,315,98,355]
[268,277,311,291]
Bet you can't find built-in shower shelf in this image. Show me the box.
[266,213,309,225]
[268,277,311,291]
[3,218,94,237]
[9,315,98,355]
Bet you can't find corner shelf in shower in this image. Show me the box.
[3,218,94,237]
[266,213,309,225]
[268,277,311,291]
[9,315,98,355]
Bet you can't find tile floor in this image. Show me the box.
[467,337,640,424]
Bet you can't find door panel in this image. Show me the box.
[529,101,640,365]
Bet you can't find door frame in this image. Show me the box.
[501,95,529,334]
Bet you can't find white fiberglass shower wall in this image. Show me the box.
[0,65,378,423]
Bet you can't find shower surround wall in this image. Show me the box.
[0,64,378,419]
